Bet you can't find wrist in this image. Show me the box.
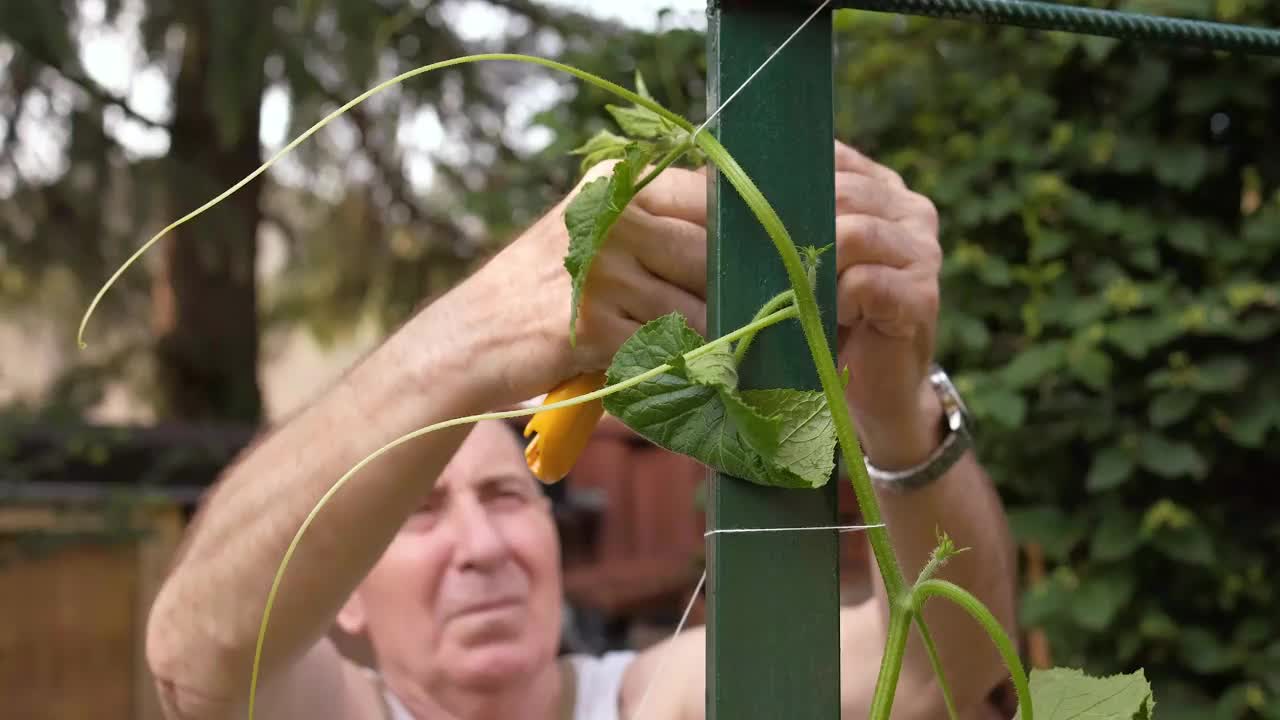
[852,378,945,472]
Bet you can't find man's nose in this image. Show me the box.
[450,500,509,570]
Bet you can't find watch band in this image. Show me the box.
[864,364,973,492]
[865,424,971,492]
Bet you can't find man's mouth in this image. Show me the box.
[449,596,524,620]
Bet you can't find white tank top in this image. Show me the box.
[379,651,637,720]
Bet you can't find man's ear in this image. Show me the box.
[336,589,368,636]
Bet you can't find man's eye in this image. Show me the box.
[402,504,441,532]
[489,487,530,509]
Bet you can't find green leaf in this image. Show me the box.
[1148,392,1196,427]
[1072,568,1136,631]
[978,255,1013,286]
[1069,346,1113,391]
[1105,323,1154,359]
[634,70,654,101]
[1232,616,1271,649]
[1139,609,1179,640]
[1193,356,1250,393]
[718,387,781,455]
[1002,341,1067,389]
[1150,523,1216,567]
[606,102,680,141]
[1115,629,1144,664]
[1087,446,1134,492]
[1153,143,1209,190]
[1179,627,1239,674]
[1167,222,1209,255]
[563,143,655,345]
[1138,433,1208,479]
[1014,667,1154,720]
[1030,229,1072,262]
[971,386,1027,428]
[568,129,635,173]
[602,313,836,489]
[1092,506,1143,561]
[1224,396,1276,448]
[1020,573,1073,627]
[1008,506,1086,561]
[741,388,839,485]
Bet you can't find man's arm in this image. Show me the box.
[145,159,713,720]
[829,139,1018,717]
[146,270,502,720]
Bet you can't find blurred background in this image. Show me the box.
[2,1,1278,718]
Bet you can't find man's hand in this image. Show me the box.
[458,160,708,406]
[832,141,944,470]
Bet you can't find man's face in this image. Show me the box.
[342,420,563,691]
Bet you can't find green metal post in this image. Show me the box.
[705,2,841,719]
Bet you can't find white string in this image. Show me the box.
[628,521,881,719]
[706,523,884,536]
[628,568,707,720]
[690,0,833,141]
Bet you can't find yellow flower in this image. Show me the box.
[523,371,607,483]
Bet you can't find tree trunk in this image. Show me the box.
[151,3,268,424]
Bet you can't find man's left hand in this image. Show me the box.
[832,141,944,471]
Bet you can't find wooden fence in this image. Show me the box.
[0,500,183,720]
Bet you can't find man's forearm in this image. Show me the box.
[146,281,505,709]
[860,386,1019,714]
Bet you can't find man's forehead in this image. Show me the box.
[435,420,537,490]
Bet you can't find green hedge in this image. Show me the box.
[827,4,1280,717]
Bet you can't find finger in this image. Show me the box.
[598,314,643,362]
[621,267,707,338]
[577,301,641,370]
[591,252,708,338]
[632,165,708,225]
[835,172,915,220]
[615,210,708,299]
[837,265,938,339]
[833,141,905,188]
[835,214,918,272]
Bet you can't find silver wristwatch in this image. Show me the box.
[865,364,973,492]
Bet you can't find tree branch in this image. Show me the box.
[289,50,470,245]
[18,45,169,132]
[482,0,616,37]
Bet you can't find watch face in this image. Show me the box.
[930,366,971,432]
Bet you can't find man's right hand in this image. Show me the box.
[445,159,710,407]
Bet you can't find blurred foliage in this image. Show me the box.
[0,0,621,419]
[822,2,1280,717]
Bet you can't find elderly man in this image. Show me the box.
[146,142,1018,720]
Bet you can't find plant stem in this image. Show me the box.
[246,303,798,719]
[635,141,692,195]
[913,579,1034,720]
[913,614,961,720]
[868,606,913,718]
[696,129,920,720]
[693,133,908,604]
[733,289,796,365]
[78,53,696,349]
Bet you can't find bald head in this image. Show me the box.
[448,419,540,492]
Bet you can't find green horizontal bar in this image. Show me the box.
[837,0,1280,56]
